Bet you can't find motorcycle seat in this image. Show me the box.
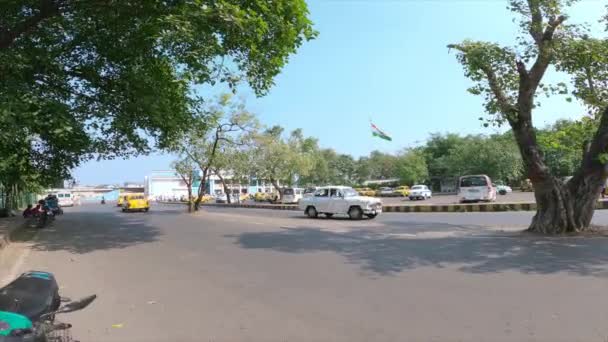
[0,272,59,322]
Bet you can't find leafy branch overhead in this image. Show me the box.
[0,0,315,194]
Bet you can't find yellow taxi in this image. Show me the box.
[122,194,150,212]
[254,192,269,202]
[392,185,411,197]
[197,194,214,203]
[117,195,125,207]
[355,187,376,197]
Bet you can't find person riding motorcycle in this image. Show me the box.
[22,204,34,218]
[45,194,62,215]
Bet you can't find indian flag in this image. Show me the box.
[371,123,392,141]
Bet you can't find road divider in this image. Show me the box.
[158,200,608,213]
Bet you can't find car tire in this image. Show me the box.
[306,206,318,218]
[348,206,363,220]
[324,213,333,218]
[366,213,377,219]
[409,197,414,201]
[144,208,149,212]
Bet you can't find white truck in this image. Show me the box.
[298,186,382,220]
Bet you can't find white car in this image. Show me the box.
[299,186,382,219]
[408,185,432,200]
[378,187,394,197]
[215,193,228,203]
[494,184,512,194]
[459,174,497,203]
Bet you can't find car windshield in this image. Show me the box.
[283,189,294,195]
[412,186,423,190]
[133,195,144,200]
[460,176,488,187]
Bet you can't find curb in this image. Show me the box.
[158,201,608,213]
[0,218,28,250]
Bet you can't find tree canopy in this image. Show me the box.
[0,0,315,203]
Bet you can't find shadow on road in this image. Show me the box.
[230,224,608,277]
[25,210,162,254]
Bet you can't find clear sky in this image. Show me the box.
[74,0,605,185]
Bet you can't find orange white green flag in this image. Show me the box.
[371,122,392,141]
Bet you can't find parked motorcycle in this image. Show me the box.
[0,271,96,342]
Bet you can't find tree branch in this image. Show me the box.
[527,0,543,44]
[480,65,517,115]
[0,0,62,50]
[527,15,567,92]
[583,106,608,175]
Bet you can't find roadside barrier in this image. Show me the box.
[159,200,608,213]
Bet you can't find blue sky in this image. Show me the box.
[74,0,605,185]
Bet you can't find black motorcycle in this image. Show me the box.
[0,271,96,341]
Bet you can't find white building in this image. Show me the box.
[145,170,281,201]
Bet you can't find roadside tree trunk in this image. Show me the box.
[194,169,209,211]
[186,187,193,213]
[270,178,282,203]
[215,170,231,204]
[512,106,608,234]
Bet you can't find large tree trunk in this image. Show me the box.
[513,106,608,234]
[270,178,282,203]
[215,171,231,204]
[194,169,209,211]
[186,186,193,213]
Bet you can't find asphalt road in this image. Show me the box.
[2,204,608,341]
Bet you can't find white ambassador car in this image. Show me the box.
[408,185,432,200]
[299,186,382,219]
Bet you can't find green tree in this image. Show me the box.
[396,149,429,186]
[442,135,523,184]
[423,133,470,178]
[174,94,257,209]
[537,118,597,177]
[0,0,315,197]
[251,126,315,199]
[449,0,608,233]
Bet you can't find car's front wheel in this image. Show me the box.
[305,206,318,218]
[348,206,363,220]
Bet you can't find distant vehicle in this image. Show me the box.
[122,194,150,212]
[55,191,73,207]
[281,187,304,204]
[494,183,512,195]
[376,187,395,197]
[354,187,375,197]
[392,185,411,197]
[409,185,432,200]
[458,175,496,203]
[303,187,318,198]
[299,186,382,220]
[215,193,228,203]
[520,179,533,192]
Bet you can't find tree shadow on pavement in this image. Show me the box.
[230,224,608,277]
[25,210,162,254]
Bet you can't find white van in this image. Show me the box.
[281,187,304,204]
[458,175,496,203]
[56,191,74,207]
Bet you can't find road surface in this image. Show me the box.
[2,204,608,341]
